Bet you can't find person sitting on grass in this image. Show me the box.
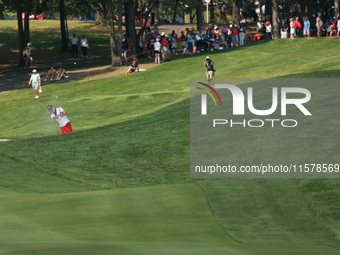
[126,60,139,74]
[45,66,56,81]
[209,35,227,50]
[56,67,68,80]
[23,47,33,68]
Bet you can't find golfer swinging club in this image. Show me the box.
[47,105,73,134]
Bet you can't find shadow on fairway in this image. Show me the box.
[281,69,340,78]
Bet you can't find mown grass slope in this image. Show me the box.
[0,38,340,254]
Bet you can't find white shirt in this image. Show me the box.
[51,107,70,127]
[71,37,78,45]
[30,73,40,85]
[154,42,161,51]
[80,38,88,47]
[266,24,272,32]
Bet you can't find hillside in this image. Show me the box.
[0,38,340,255]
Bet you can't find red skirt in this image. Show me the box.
[60,122,73,134]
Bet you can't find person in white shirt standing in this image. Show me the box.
[71,33,79,57]
[154,38,161,64]
[28,69,41,99]
[47,105,73,134]
[80,35,89,59]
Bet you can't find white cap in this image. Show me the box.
[230,24,232,27]
[27,43,31,46]
[156,38,160,41]
[32,69,37,73]
[161,32,165,36]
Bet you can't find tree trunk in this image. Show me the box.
[209,0,215,23]
[106,1,119,66]
[335,0,339,17]
[108,19,118,66]
[197,0,203,30]
[306,0,314,21]
[23,0,32,45]
[232,0,240,21]
[173,0,179,23]
[271,0,279,39]
[17,0,25,65]
[126,0,137,57]
[59,0,68,51]
[116,0,123,66]
[95,10,108,25]
[136,0,158,54]
[158,0,162,21]
[266,0,272,22]
[124,1,130,38]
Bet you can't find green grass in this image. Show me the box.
[199,179,340,245]
[1,38,340,254]
[0,20,110,50]
[0,20,111,65]
[0,184,238,254]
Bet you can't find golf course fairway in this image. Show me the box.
[0,37,340,254]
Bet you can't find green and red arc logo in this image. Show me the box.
[197,82,222,106]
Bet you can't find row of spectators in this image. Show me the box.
[276,12,340,39]
[122,21,249,64]
[123,11,340,64]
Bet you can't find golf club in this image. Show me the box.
[56,95,59,108]
[56,95,62,118]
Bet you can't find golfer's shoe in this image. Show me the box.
[35,95,39,99]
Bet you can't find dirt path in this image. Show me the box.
[0,48,111,93]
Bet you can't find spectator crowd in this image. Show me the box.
[122,21,250,64]
[121,2,340,65]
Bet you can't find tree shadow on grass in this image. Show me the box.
[280,69,340,78]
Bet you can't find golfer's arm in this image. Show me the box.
[61,110,67,116]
